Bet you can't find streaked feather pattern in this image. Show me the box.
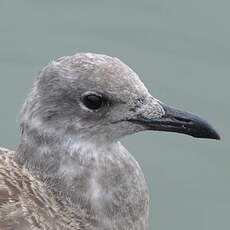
[0,147,81,230]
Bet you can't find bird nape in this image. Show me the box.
[0,53,220,230]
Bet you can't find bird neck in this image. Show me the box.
[15,129,149,230]
[15,129,115,179]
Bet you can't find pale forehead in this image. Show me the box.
[53,53,149,96]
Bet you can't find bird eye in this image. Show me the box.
[82,93,104,110]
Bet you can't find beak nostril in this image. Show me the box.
[174,116,192,123]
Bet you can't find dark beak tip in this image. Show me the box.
[216,133,221,140]
[205,129,221,140]
[191,118,221,140]
[194,130,221,140]
[211,130,221,140]
[215,134,221,140]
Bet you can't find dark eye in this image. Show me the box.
[82,93,104,110]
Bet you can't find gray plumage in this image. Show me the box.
[0,53,219,230]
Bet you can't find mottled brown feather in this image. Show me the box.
[0,147,81,230]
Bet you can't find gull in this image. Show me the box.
[0,53,220,230]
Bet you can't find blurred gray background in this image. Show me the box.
[0,0,229,229]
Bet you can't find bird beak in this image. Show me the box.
[129,103,220,140]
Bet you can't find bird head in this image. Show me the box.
[20,53,220,144]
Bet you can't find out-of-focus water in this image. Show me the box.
[0,1,229,229]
